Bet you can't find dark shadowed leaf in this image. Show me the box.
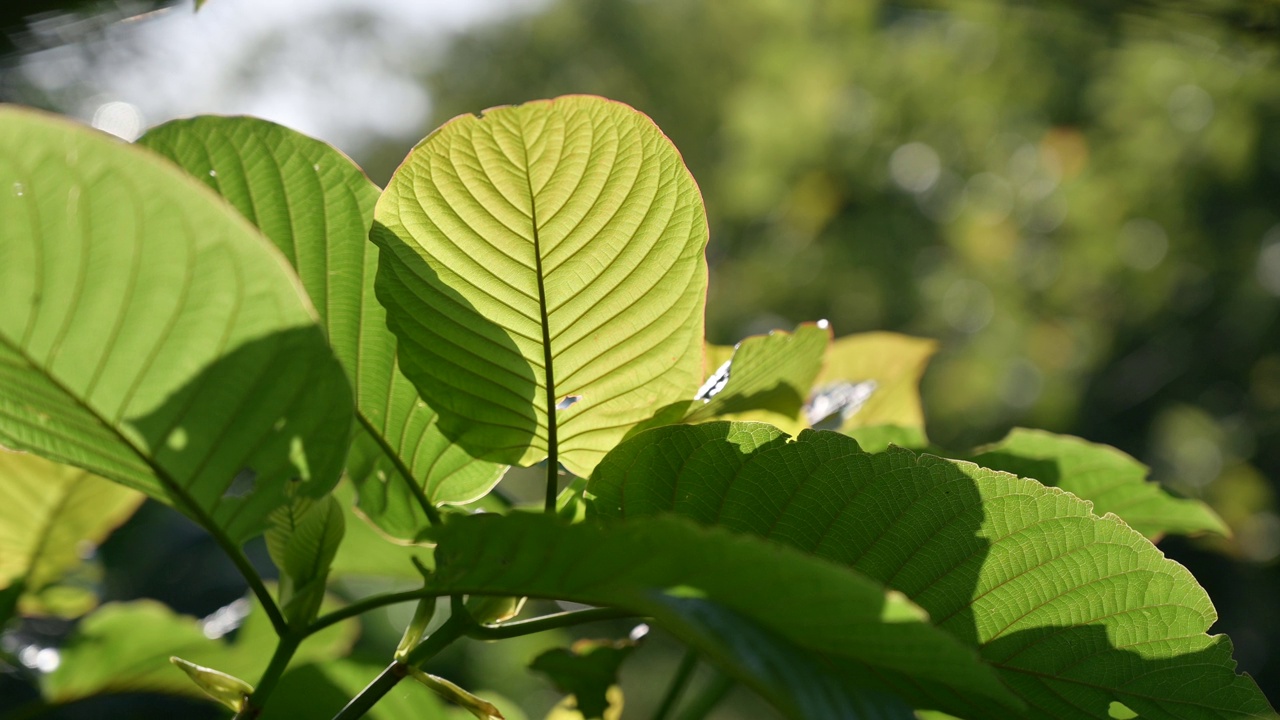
[588,422,1273,719]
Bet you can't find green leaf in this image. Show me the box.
[408,668,505,719]
[40,592,357,706]
[373,95,709,477]
[0,107,353,545]
[137,116,504,543]
[588,422,1274,719]
[968,427,1229,539]
[812,332,937,433]
[685,322,830,434]
[0,449,143,617]
[428,512,1016,719]
[328,479,434,580]
[169,656,253,712]
[258,660,452,720]
[530,635,640,719]
[266,493,344,626]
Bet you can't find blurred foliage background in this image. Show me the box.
[2,0,1280,716]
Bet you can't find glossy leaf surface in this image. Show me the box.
[0,108,352,544]
[0,450,143,617]
[137,116,504,541]
[589,422,1273,719]
[373,95,709,477]
[428,512,1014,719]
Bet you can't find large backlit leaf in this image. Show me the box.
[429,513,1016,719]
[0,107,352,544]
[588,423,1273,719]
[137,116,503,542]
[967,428,1228,539]
[0,450,143,617]
[812,332,936,432]
[40,593,358,706]
[684,322,830,433]
[373,95,709,477]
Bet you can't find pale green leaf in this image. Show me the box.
[266,493,344,626]
[373,95,709,477]
[40,593,357,706]
[588,422,1274,719]
[0,449,143,617]
[0,107,352,544]
[814,332,937,432]
[968,427,1228,539]
[428,512,1015,719]
[685,322,830,434]
[169,656,253,712]
[137,116,504,542]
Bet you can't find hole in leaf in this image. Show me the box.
[695,360,732,401]
[805,380,878,428]
[556,395,583,410]
[223,468,257,499]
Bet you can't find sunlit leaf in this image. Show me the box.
[684,322,830,433]
[373,95,709,477]
[812,332,936,433]
[967,427,1228,539]
[588,422,1273,719]
[40,593,357,706]
[428,512,1015,719]
[0,108,352,544]
[138,116,503,542]
[0,450,143,617]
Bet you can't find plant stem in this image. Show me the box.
[466,606,635,640]
[674,672,734,720]
[357,415,441,526]
[306,588,437,636]
[225,542,288,637]
[651,648,699,720]
[233,632,303,719]
[331,612,470,720]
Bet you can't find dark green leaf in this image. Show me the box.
[588,422,1273,719]
[530,634,641,719]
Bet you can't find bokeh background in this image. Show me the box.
[2,0,1279,717]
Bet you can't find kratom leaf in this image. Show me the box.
[408,668,505,719]
[529,635,641,719]
[266,493,344,626]
[328,480,434,580]
[588,422,1274,719]
[0,450,143,617]
[40,593,357,706]
[811,332,936,432]
[372,95,709,477]
[259,660,452,720]
[684,322,830,434]
[0,107,352,545]
[137,116,504,543]
[428,512,1017,719]
[967,427,1229,539]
